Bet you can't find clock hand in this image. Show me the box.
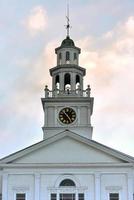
[62,110,72,122]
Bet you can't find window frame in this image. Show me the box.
[14,191,27,200]
[74,53,77,60]
[106,190,121,200]
[66,51,70,61]
[106,186,122,200]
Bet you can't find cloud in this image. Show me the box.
[23,6,48,36]
[0,39,59,157]
[75,16,134,155]
[0,39,58,130]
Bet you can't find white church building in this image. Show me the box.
[0,30,134,200]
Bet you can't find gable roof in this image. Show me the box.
[0,130,134,165]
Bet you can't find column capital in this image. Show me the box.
[95,172,101,178]
[127,172,133,179]
[35,173,41,179]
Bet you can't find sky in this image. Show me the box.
[0,0,134,158]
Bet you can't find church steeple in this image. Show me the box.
[51,36,83,93]
[42,22,94,140]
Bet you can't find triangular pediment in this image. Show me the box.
[0,130,134,165]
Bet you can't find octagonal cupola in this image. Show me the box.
[55,36,81,65]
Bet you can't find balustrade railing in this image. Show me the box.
[44,85,91,98]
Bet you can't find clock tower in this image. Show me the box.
[41,35,94,139]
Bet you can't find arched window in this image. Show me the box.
[64,73,71,91]
[59,179,76,187]
[55,75,60,89]
[66,51,70,61]
[76,74,80,89]
[66,51,70,64]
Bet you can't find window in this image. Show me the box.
[74,53,77,60]
[16,193,26,200]
[51,193,57,200]
[64,73,71,91]
[78,193,84,200]
[66,51,70,61]
[60,193,75,200]
[59,53,62,60]
[76,75,80,90]
[55,75,60,89]
[109,193,119,200]
[59,179,76,187]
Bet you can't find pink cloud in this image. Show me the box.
[23,6,48,36]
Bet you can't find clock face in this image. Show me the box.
[59,107,76,124]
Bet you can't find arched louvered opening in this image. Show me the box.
[55,75,60,89]
[64,73,71,91]
[76,74,80,89]
[59,179,76,187]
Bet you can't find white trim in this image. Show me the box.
[12,186,29,191]
[106,187,122,200]
[49,188,87,200]
[1,130,134,164]
[0,163,133,169]
[14,191,28,200]
[48,187,87,193]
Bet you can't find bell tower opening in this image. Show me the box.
[76,74,80,90]
[64,73,71,91]
[55,75,60,90]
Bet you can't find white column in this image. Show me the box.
[57,190,60,200]
[127,173,133,200]
[60,73,64,91]
[34,173,41,200]
[2,173,8,200]
[75,189,78,200]
[95,173,101,200]
[71,73,76,91]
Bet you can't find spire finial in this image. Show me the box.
[65,1,71,37]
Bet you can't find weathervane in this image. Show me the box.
[65,1,72,37]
